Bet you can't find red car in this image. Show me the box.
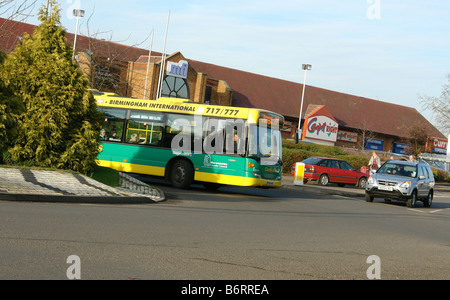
[292,157,368,188]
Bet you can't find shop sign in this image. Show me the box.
[259,112,282,129]
[281,120,293,132]
[304,115,339,142]
[392,142,409,154]
[337,130,358,143]
[167,60,188,79]
[426,137,448,154]
[364,138,384,151]
[447,134,450,161]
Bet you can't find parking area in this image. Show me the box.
[282,174,450,214]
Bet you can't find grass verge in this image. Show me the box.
[87,165,120,187]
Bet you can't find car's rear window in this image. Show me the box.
[302,157,324,165]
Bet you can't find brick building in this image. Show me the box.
[1,17,446,154]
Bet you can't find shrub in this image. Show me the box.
[1,2,103,174]
[282,140,363,173]
[433,169,450,183]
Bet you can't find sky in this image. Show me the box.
[7,0,450,133]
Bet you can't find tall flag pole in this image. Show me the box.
[156,10,170,99]
[144,28,154,100]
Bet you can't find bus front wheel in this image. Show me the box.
[170,160,193,189]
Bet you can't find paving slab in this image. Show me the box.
[0,166,165,204]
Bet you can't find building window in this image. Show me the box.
[161,75,189,99]
[204,86,212,104]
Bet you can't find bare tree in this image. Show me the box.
[1,0,37,26]
[355,118,379,150]
[420,74,450,136]
[76,7,152,96]
[1,0,37,54]
[405,122,428,155]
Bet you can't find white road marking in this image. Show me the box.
[407,208,448,214]
[407,208,426,213]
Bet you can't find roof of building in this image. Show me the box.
[1,17,444,139]
[188,59,444,138]
[0,17,151,62]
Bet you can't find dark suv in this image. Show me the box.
[365,160,435,207]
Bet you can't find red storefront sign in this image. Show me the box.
[302,105,339,143]
[426,137,448,154]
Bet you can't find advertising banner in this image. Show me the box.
[426,137,448,154]
[303,116,339,142]
[337,130,358,143]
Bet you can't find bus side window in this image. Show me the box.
[127,111,164,146]
[99,108,126,142]
[163,114,191,149]
[106,120,125,142]
[126,120,164,146]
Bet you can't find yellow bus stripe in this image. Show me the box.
[97,160,165,176]
[97,160,280,187]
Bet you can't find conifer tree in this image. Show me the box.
[0,51,25,161]
[2,1,103,173]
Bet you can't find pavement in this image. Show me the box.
[282,175,367,198]
[0,166,165,204]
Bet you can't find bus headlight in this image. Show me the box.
[252,172,261,178]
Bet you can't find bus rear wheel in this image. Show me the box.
[170,160,193,189]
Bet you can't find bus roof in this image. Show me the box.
[92,91,284,124]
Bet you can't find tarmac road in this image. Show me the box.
[1,174,449,280]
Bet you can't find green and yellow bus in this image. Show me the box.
[93,91,284,189]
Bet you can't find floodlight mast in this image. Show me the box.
[296,64,312,143]
[72,9,85,60]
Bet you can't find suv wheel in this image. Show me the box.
[423,191,433,208]
[406,190,417,208]
[365,192,374,202]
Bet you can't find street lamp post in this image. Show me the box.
[72,9,85,60]
[297,64,312,142]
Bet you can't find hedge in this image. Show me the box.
[281,140,450,183]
